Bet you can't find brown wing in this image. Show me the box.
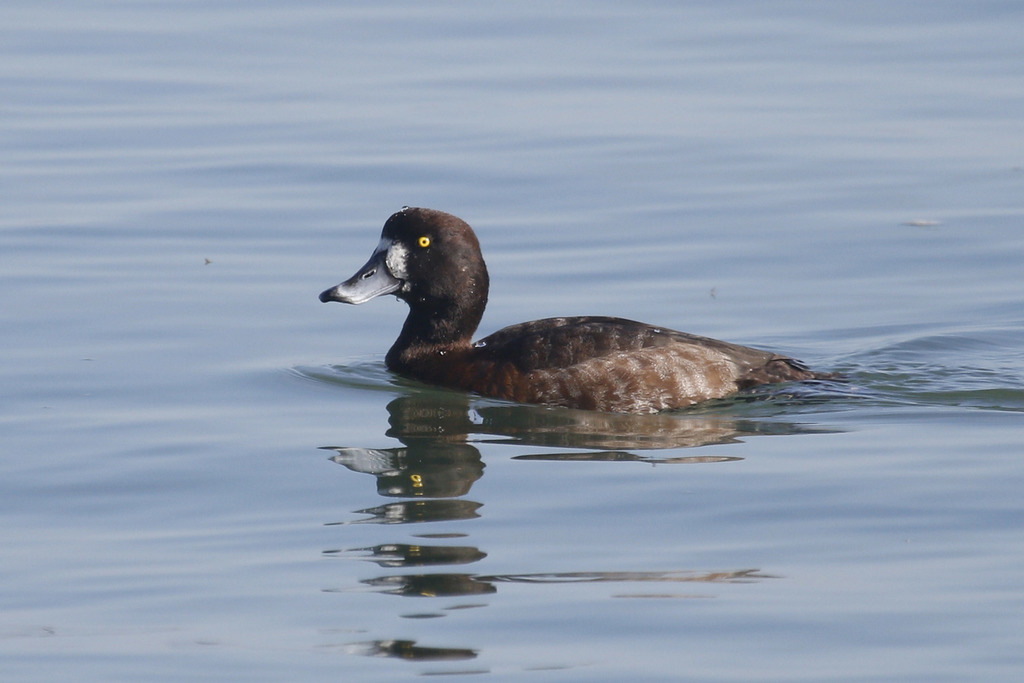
[475,316,768,370]
[467,317,818,412]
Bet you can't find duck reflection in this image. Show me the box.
[326,543,486,567]
[323,391,819,667]
[331,387,827,466]
[334,568,775,600]
[326,499,483,525]
[465,404,812,451]
[324,391,815,516]
[344,639,477,662]
[327,442,484,498]
[363,572,498,598]
[324,393,488,500]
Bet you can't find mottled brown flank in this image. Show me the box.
[388,317,820,414]
[326,208,827,414]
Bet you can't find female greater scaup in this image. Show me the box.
[320,207,826,414]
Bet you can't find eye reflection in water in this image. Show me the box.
[321,391,827,667]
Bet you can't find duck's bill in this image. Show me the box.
[319,249,402,305]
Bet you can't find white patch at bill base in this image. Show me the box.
[384,239,410,280]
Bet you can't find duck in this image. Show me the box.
[319,207,827,414]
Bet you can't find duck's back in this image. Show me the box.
[454,316,817,413]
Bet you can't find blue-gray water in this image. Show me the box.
[3,2,1023,681]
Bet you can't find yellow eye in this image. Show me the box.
[418,236,431,248]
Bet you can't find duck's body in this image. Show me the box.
[320,207,824,414]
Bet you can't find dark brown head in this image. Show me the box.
[319,207,490,346]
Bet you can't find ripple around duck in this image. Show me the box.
[292,359,404,392]
[295,320,1024,421]
[828,324,1024,413]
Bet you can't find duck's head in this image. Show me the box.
[319,207,490,342]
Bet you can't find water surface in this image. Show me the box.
[2,1,1023,681]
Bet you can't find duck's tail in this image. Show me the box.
[737,356,839,389]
